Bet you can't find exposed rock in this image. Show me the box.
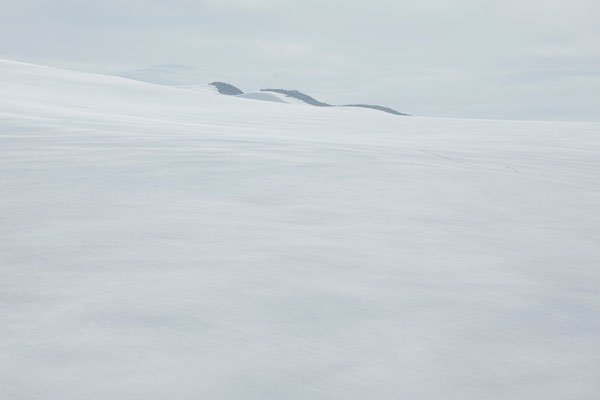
[261,89,332,107]
[210,82,244,95]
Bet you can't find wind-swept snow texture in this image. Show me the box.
[1,59,600,400]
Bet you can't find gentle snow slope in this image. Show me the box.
[237,91,291,103]
[1,59,600,400]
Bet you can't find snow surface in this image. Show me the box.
[1,59,600,399]
[237,91,290,104]
[176,84,220,95]
[235,90,312,105]
[114,65,210,86]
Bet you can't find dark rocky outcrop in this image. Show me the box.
[261,89,332,107]
[260,89,408,115]
[209,84,409,116]
[210,82,244,95]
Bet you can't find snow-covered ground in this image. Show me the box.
[175,84,220,95]
[1,59,599,399]
[237,91,307,104]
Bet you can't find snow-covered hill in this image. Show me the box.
[1,59,599,400]
[114,64,210,86]
[238,90,311,105]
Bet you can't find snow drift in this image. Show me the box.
[1,58,600,400]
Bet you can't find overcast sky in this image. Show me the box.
[2,0,599,120]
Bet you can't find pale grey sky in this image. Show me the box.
[1,0,599,120]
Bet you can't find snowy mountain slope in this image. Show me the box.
[1,59,600,400]
[237,91,290,103]
[237,90,313,105]
[113,67,407,114]
[113,64,210,86]
[175,84,219,94]
[262,87,333,106]
[176,85,296,104]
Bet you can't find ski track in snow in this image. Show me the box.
[418,149,521,173]
[1,59,600,400]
